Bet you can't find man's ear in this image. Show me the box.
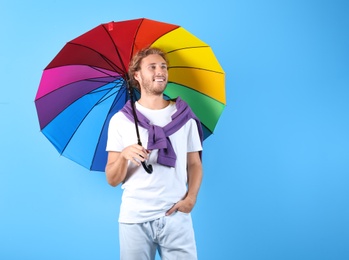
[134,71,140,82]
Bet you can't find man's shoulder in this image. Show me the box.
[109,111,131,124]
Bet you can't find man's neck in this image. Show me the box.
[137,95,170,110]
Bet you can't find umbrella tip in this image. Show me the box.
[108,22,114,31]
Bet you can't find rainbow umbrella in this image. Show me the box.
[35,18,225,172]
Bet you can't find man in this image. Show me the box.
[105,47,203,260]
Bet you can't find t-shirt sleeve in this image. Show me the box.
[187,119,203,153]
[106,113,124,152]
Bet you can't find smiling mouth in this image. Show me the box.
[154,77,166,82]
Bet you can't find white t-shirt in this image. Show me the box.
[106,101,202,223]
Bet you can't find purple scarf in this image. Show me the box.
[121,97,203,167]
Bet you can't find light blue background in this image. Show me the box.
[1,0,349,259]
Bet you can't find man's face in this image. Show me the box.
[134,54,168,95]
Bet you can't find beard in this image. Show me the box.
[140,75,168,96]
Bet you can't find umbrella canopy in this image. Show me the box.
[35,18,225,172]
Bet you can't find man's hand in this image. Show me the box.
[121,144,149,166]
[105,144,149,186]
[166,195,196,216]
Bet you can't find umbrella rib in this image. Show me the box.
[84,79,118,85]
[60,83,125,157]
[169,66,224,75]
[89,86,128,170]
[167,81,225,106]
[35,74,118,102]
[166,45,211,54]
[88,85,118,95]
[88,66,120,77]
[130,19,143,62]
[100,25,128,75]
[94,84,122,105]
[68,42,125,74]
[36,64,121,102]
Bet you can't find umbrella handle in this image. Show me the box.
[141,161,153,174]
[127,85,153,174]
[138,140,153,174]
